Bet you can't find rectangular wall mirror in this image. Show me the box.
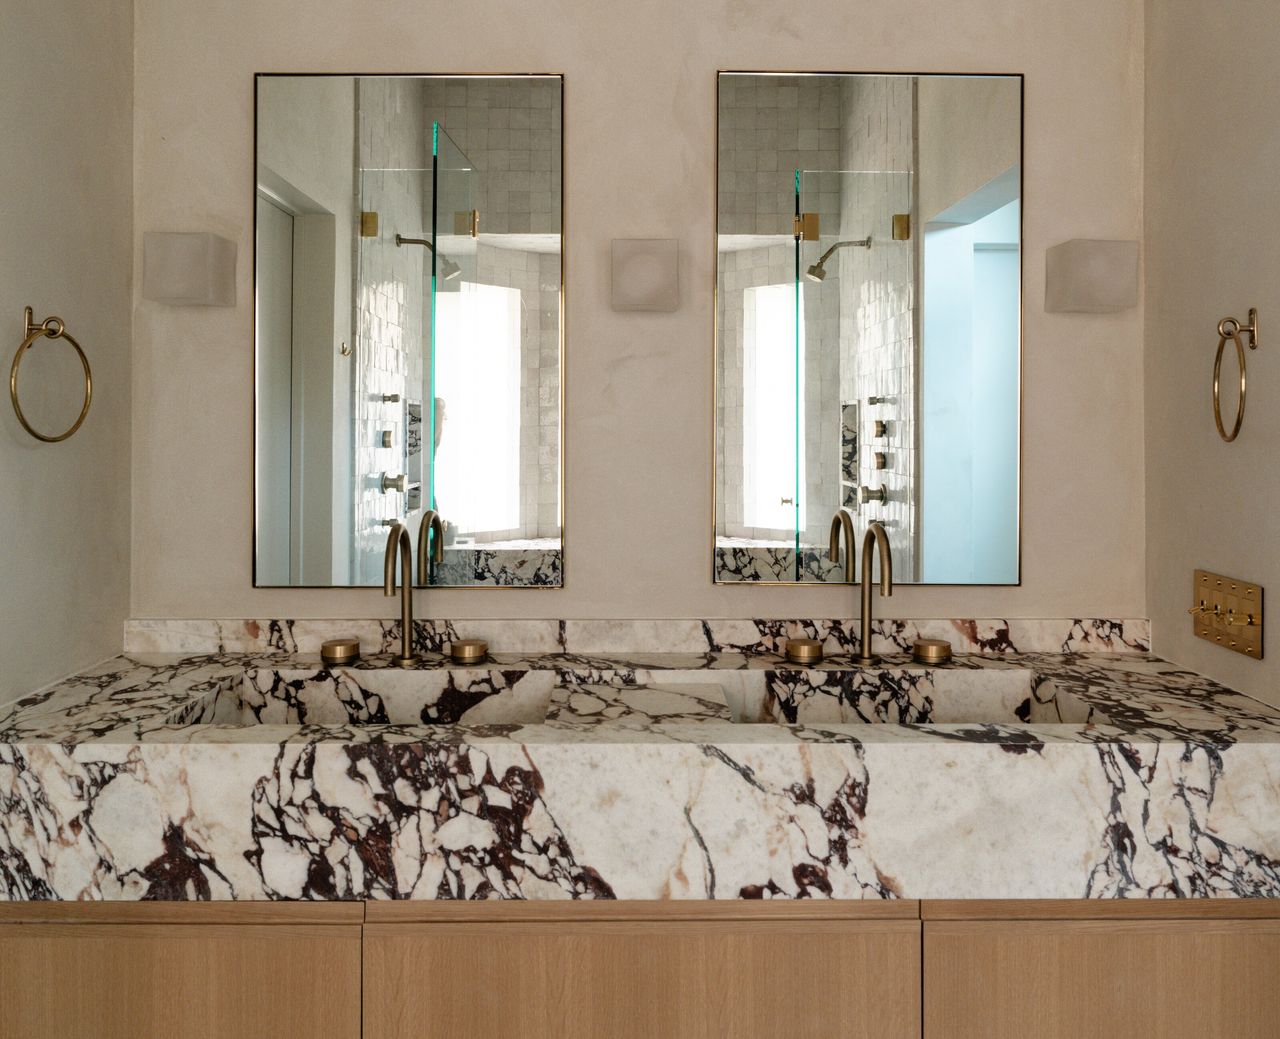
[255,74,563,588]
[714,73,1022,585]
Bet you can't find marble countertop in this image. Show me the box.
[3,643,1280,902]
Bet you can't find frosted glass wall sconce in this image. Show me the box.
[1045,239,1139,313]
[611,239,679,312]
[143,232,237,306]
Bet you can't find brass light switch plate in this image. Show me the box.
[1192,569,1263,659]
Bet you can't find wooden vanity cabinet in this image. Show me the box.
[363,901,922,1039]
[0,902,362,1039]
[922,900,1280,1039]
[3,897,1279,1037]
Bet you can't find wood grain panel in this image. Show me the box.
[366,918,921,1039]
[0,922,361,1039]
[922,898,1280,920]
[0,900,364,924]
[365,897,920,924]
[924,919,1280,1039]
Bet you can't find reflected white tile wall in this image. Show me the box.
[838,76,917,580]
[717,76,842,237]
[354,78,429,584]
[422,78,561,236]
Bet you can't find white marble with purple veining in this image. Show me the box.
[4,616,1280,903]
[123,616,1151,657]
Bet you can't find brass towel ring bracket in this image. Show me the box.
[9,307,93,443]
[1213,308,1259,443]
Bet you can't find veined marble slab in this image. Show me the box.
[3,642,1280,902]
[123,616,1151,657]
[432,545,562,587]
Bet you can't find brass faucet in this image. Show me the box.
[383,522,418,668]
[416,509,445,585]
[828,509,894,666]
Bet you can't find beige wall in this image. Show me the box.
[1145,0,1280,704]
[0,0,133,699]
[131,0,1146,622]
[917,77,1022,223]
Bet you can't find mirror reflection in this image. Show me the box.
[715,73,1021,584]
[255,75,563,588]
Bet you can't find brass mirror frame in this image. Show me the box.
[251,72,567,590]
[710,70,1025,587]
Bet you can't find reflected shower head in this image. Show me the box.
[804,236,872,283]
[394,234,463,281]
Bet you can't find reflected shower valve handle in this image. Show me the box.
[859,485,888,505]
[381,472,407,494]
[780,497,795,506]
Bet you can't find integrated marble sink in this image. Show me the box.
[175,661,1099,731]
[535,663,1093,728]
[750,665,1092,726]
[9,623,1280,902]
[202,667,555,726]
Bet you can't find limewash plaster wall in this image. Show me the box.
[0,0,133,701]
[1145,0,1280,706]
[131,0,1146,622]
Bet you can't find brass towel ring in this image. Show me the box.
[1213,308,1259,443]
[9,307,93,443]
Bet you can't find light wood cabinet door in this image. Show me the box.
[365,903,921,1039]
[0,905,362,1039]
[924,918,1280,1039]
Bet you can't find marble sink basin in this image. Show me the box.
[205,667,554,726]
[752,666,1089,726]
[556,664,1094,727]
[169,660,1098,732]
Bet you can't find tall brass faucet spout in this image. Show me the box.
[828,509,857,582]
[384,522,418,668]
[828,509,893,666]
[416,510,446,585]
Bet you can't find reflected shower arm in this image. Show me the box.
[395,234,436,253]
[813,237,872,268]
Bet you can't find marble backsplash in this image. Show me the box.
[123,616,1150,659]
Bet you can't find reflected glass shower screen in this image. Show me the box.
[428,122,478,527]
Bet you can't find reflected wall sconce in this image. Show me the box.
[142,232,237,306]
[611,239,679,312]
[1045,239,1139,313]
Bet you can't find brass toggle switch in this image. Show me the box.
[1192,569,1264,659]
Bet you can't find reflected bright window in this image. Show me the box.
[743,282,804,532]
[433,283,522,535]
